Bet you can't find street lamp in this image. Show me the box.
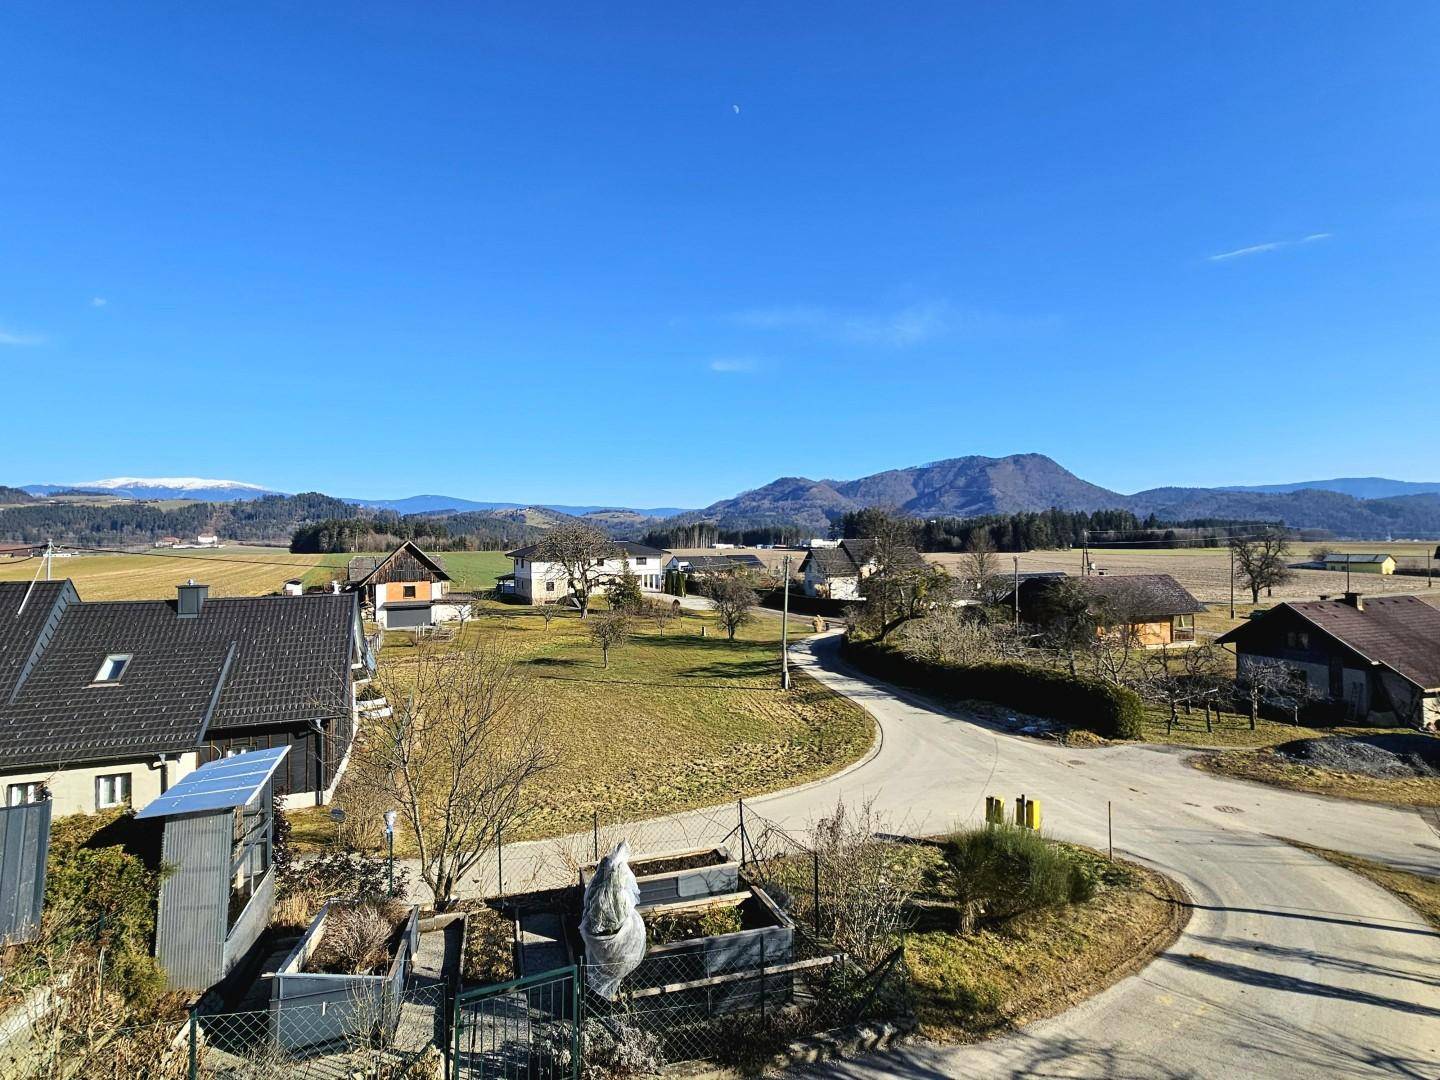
[383,810,398,896]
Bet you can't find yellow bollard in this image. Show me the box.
[1025,798,1042,831]
[985,796,1005,826]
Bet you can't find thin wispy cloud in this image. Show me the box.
[732,300,952,348]
[708,357,759,374]
[1207,232,1333,262]
[0,327,45,347]
[90,297,108,308]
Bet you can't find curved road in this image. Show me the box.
[781,633,1440,1079]
[443,631,1439,1077]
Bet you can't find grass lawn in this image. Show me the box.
[1194,747,1440,807]
[299,549,512,593]
[291,601,873,850]
[1284,841,1440,928]
[898,840,1187,1041]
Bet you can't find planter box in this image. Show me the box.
[580,847,739,909]
[264,900,419,1053]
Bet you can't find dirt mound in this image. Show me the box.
[1275,734,1440,779]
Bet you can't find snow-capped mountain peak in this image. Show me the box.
[74,476,271,492]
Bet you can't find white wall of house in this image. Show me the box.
[802,562,863,600]
[512,554,664,604]
[3,751,202,817]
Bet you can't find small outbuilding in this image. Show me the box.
[1323,553,1396,575]
[136,746,289,991]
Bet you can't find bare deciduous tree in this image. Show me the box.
[1230,531,1294,603]
[958,533,1006,606]
[1033,577,1096,677]
[1236,656,1298,730]
[535,521,614,617]
[1086,622,1142,687]
[588,609,630,666]
[359,645,551,908]
[852,510,951,640]
[540,601,562,631]
[897,608,1026,667]
[703,572,755,640]
[1140,644,1226,733]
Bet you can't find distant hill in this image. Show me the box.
[688,454,1126,533]
[684,454,1440,538]
[24,477,280,502]
[1219,477,1440,499]
[0,486,37,505]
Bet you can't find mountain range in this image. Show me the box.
[681,455,1440,538]
[16,459,1440,539]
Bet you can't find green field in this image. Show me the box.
[293,601,875,849]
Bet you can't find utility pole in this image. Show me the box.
[1082,529,1089,577]
[1228,543,1235,620]
[1012,555,1020,629]
[1428,548,1433,588]
[780,554,791,690]
[43,540,52,581]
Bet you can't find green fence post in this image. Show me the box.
[187,1007,198,1080]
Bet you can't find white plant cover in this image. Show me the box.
[580,840,647,999]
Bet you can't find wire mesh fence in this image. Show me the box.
[188,980,448,1079]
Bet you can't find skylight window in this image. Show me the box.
[93,654,132,684]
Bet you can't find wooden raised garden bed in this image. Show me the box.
[580,846,739,909]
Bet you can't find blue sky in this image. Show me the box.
[3,3,1438,508]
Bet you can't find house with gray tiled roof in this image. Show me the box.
[1218,593,1440,729]
[0,579,373,815]
[799,539,877,600]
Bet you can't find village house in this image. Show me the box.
[504,540,665,604]
[0,579,373,815]
[663,553,767,576]
[346,540,476,628]
[1323,553,1397,576]
[798,539,877,600]
[1217,593,1440,729]
[1017,573,1206,646]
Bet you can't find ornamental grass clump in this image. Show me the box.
[941,824,1096,933]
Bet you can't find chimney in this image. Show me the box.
[177,580,209,618]
[1341,591,1364,611]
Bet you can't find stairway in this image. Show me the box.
[356,694,392,722]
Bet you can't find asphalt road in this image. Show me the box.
[411,630,1440,1078]
[781,633,1440,1080]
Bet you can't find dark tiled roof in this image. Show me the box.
[801,546,863,579]
[506,540,666,560]
[676,554,767,573]
[0,586,358,769]
[1074,574,1205,619]
[1022,573,1205,620]
[1219,595,1440,690]
[0,581,78,704]
[1323,554,1393,565]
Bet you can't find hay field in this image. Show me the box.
[928,546,1439,605]
[0,547,349,600]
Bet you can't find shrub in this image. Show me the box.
[940,825,1095,932]
[843,637,1145,739]
[43,809,168,1005]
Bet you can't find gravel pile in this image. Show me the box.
[1275,734,1440,779]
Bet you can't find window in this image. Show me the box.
[1285,631,1310,650]
[635,557,648,566]
[92,654,131,683]
[95,773,131,809]
[402,585,417,598]
[546,581,555,592]
[7,782,42,806]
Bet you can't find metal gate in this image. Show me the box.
[452,966,579,1080]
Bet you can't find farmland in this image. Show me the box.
[0,546,513,600]
[928,543,1439,608]
[294,600,874,849]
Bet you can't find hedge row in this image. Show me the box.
[842,637,1146,740]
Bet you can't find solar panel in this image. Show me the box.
[136,745,290,819]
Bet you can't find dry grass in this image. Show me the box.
[292,601,873,850]
[901,841,1188,1041]
[1284,841,1440,928]
[0,547,350,600]
[1194,748,1440,807]
[928,547,1440,606]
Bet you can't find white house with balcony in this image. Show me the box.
[505,541,666,605]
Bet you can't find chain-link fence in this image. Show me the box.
[187,980,448,1079]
